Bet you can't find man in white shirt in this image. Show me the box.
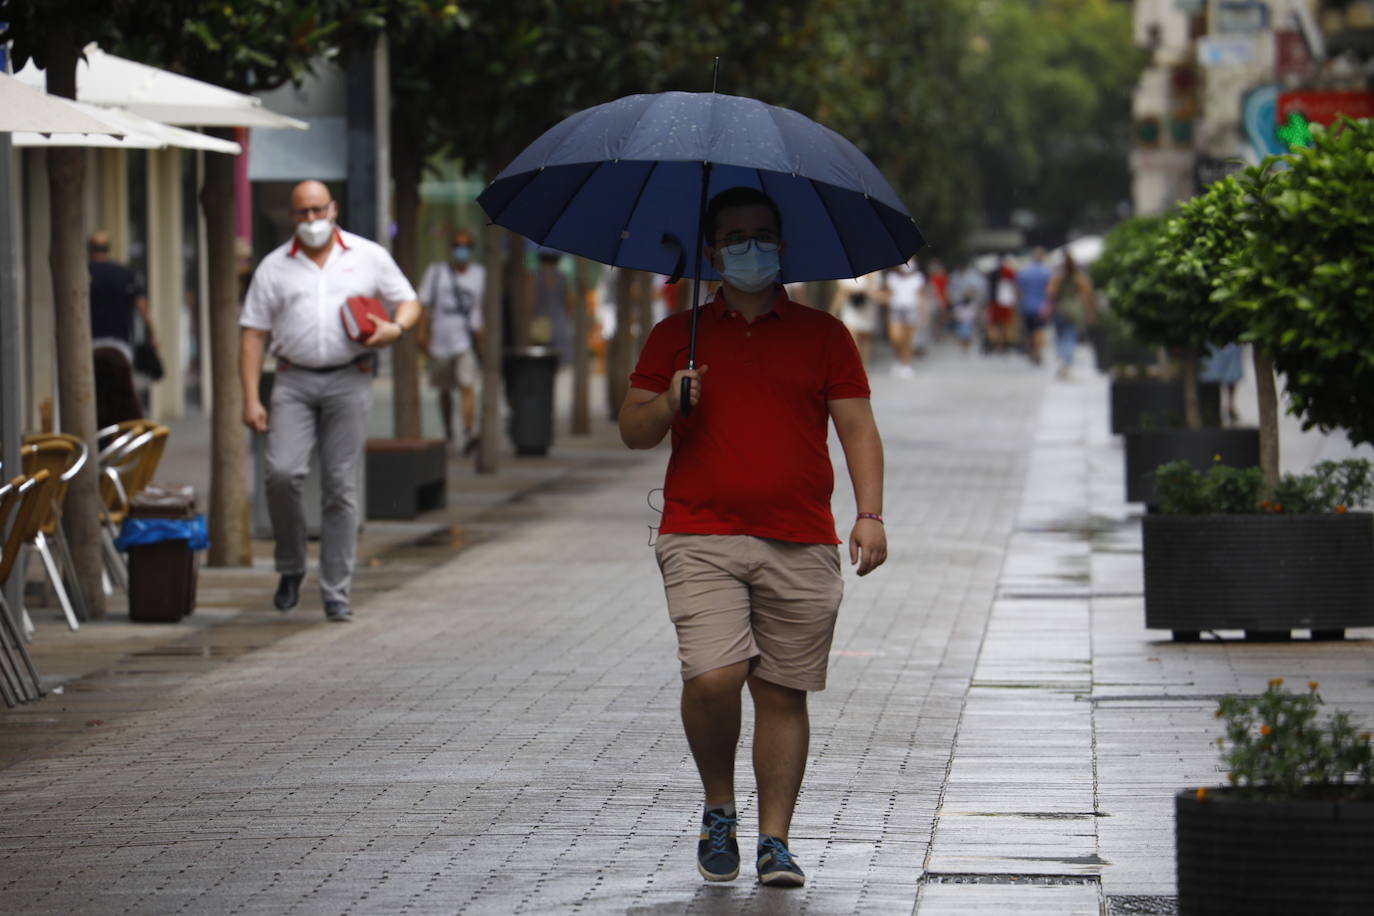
[239,180,420,622]
[417,228,485,453]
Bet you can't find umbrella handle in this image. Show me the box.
[680,376,693,418]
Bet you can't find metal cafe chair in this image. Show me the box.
[20,435,90,630]
[96,423,170,593]
[0,473,51,706]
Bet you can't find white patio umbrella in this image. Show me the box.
[0,72,127,136]
[10,100,242,154]
[15,44,307,130]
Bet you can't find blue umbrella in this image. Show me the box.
[477,89,925,413]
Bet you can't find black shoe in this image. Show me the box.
[324,601,352,622]
[697,808,740,882]
[462,433,480,457]
[757,835,805,887]
[273,574,304,611]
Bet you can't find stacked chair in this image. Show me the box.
[21,433,90,630]
[0,471,51,706]
[96,420,170,593]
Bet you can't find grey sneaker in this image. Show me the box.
[697,809,740,882]
[757,835,805,887]
[324,601,352,622]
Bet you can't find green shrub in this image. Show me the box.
[1212,679,1373,800]
[1154,458,1373,514]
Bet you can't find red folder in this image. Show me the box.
[340,296,388,342]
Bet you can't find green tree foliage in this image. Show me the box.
[1213,118,1374,447]
[966,0,1145,244]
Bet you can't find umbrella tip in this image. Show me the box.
[712,57,720,93]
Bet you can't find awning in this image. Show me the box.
[0,73,126,136]
[10,101,242,153]
[14,43,307,131]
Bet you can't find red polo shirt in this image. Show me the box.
[630,286,870,545]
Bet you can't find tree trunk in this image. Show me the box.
[1181,347,1202,429]
[46,31,105,616]
[476,225,507,474]
[606,269,634,419]
[390,138,423,439]
[201,138,251,566]
[507,241,531,350]
[571,257,591,435]
[1254,346,1280,489]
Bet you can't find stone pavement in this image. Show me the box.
[2,345,1373,915]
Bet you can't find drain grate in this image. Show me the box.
[922,873,1101,886]
[1107,894,1178,915]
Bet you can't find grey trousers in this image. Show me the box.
[265,365,373,604]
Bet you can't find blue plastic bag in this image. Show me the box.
[115,514,210,552]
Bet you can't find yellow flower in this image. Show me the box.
[1361,733,1371,743]
[1260,725,1273,736]
[1269,678,1284,687]
[1196,787,1209,800]
[1213,454,1222,463]
[1308,680,1320,691]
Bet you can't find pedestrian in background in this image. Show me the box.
[831,271,883,367]
[1202,342,1244,423]
[984,254,1017,354]
[418,229,485,455]
[947,259,985,355]
[620,187,887,889]
[926,256,950,341]
[88,229,158,425]
[239,180,420,622]
[884,257,925,377]
[1045,250,1097,379]
[1016,247,1053,365]
[530,248,575,367]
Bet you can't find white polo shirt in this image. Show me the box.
[240,228,417,368]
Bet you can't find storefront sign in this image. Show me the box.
[1198,36,1255,67]
[1277,90,1374,124]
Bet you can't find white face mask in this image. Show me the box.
[295,217,334,248]
[719,240,780,294]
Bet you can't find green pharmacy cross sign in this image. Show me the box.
[1277,112,1313,149]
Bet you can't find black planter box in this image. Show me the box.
[1142,513,1374,638]
[1110,378,1221,434]
[1176,789,1374,915]
[365,438,447,519]
[1089,326,1155,373]
[1124,427,1260,506]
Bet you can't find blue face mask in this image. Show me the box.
[719,240,780,293]
[452,245,472,264]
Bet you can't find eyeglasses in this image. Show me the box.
[289,203,333,220]
[714,231,780,255]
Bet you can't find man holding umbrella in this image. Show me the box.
[620,187,887,887]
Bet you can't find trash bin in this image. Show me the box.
[503,347,560,456]
[116,484,207,623]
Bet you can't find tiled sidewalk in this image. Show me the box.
[0,351,1047,914]
[4,347,1373,915]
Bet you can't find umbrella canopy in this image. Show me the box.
[478,91,924,282]
[15,43,307,130]
[0,73,126,136]
[10,100,241,153]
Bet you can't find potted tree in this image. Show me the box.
[1176,679,1374,915]
[1089,216,1163,374]
[1104,198,1253,504]
[1214,117,1374,466]
[1142,458,1374,640]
